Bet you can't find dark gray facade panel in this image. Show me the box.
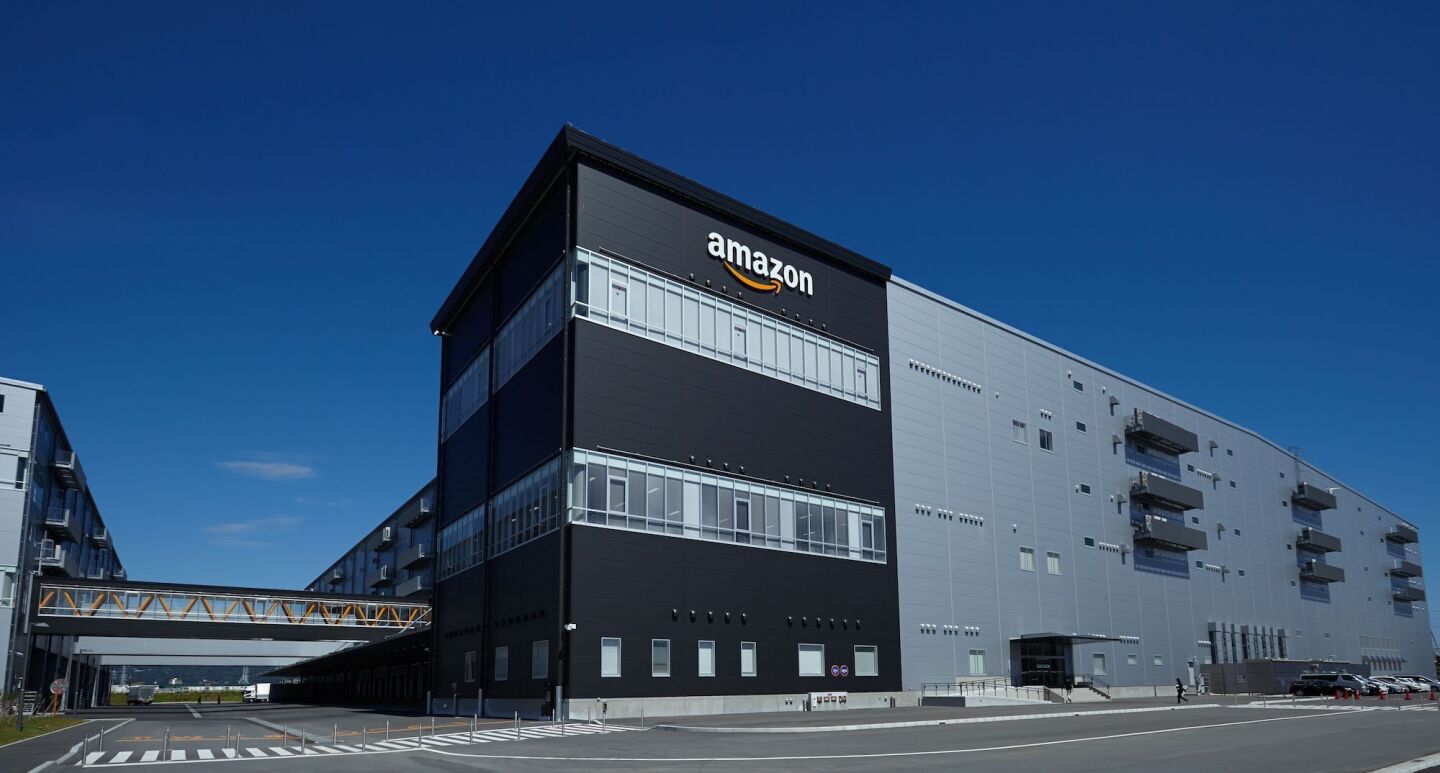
[1126,409,1200,455]
[1297,527,1342,554]
[570,321,892,506]
[440,410,490,524]
[1132,472,1205,511]
[575,162,887,352]
[489,337,565,491]
[566,526,900,698]
[1135,517,1209,552]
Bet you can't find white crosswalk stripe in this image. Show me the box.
[86,723,641,764]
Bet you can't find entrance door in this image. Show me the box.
[1018,639,1070,688]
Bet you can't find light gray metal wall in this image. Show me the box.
[888,278,1428,689]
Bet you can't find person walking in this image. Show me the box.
[1175,678,1189,703]
[1064,676,1074,704]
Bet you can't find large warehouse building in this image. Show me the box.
[421,127,1427,718]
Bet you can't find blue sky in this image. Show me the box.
[1,3,1436,626]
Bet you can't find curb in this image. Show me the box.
[656,703,1211,734]
[1368,750,1440,773]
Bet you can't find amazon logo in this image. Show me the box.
[706,232,814,296]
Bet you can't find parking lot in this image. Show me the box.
[5,696,1440,772]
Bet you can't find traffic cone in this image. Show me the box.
[1430,689,1436,701]
[1405,689,1412,701]
[1334,689,1341,700]
[1379,689,1386,701]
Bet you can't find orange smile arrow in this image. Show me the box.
[722,261,782,294]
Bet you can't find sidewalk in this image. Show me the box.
[0,719,126,773]
[650,694,1284,732]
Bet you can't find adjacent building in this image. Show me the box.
[0,376,125,709]
[419,126,1425,717]
[305,481,436,601]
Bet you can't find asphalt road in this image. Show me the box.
[31,699,1440,772]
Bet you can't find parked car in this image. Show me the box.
[1289,677,1333,696]
[1301,673,1371,695]
[1393,677,1431,692]
[1354,676,1391,695]
[1372,676,1417,693]
[1398,675,1440,691]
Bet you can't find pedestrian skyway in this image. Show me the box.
[32,577,430,642]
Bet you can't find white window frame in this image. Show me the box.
[1039,428,1054,452]
[1092,653,1108,676]
[1153,654,1164,667]
[968,649,985,675]
[798,643,825,677]
[610,280,630,317]
[601,637,621,678]
[494,646,509,681]
[531,640,549,680]
[1046,551,1061,575]
[1127,653,1138,666]
[1019,546,1036,572]
[651,638,670,677]
[698,640,716,677]
[1012,419,1027,444]
[740,641,757,677]
[853,645,878,677]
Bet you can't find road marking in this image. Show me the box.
[197,749,214,759]
[222,748,237,758]
[109,751,133,764]
[308,745,340,753]
[187,705,203,719]
[139,750,159,762]
[170,750,186,760]
[86,752,107,765]
[269,747,294,755]
[423,711,1346,763]
[333,744,362,752]
[244,748,266,757]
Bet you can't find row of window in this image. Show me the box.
[598,638,879,678]
[573,249,881,410]
[463,640,551,683]
[438,449,890,581]
[571,449,887,563]
[1018,547,1063,574]
[440,266,564,442]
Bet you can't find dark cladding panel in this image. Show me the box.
[1131,471,1205,512]
[482,533,561,700]
[565,526,900,698]
[489,336,564,490]
[1300,561,1345,584]
[1134,516,1209,552]
[444,284,496,386]
[576,162,888,352]
[571,322,893,507]
[440,410,490,524]
[497,186,568,325]
[433,567,486,696]
[1297,527,1342,554]
[1125,410,1199,455]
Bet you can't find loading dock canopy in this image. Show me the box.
[1012,633,1125,643]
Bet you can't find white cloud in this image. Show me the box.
[216,461,317,481]
[202,516,304,544]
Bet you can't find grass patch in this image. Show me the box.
[107,690,246,705]
[0,715,85,747]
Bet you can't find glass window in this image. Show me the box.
[698,640,716,677]
[1020,547,1036,572]
[12,456,25,490]
[798,643,824,677]
[1078,484,1092,495]
[1127,653,1138,666]
[651,639,670,677]
[532,640,549,680]
[601,637,621,678]
[1039,429,1054,452]
[441,347,490,441]
[741,642,757,677]
[1073,380,1085,392]
[571,250,880,410]
[1153,654,1164,667]
[854,645,878,677]
[463,650,476,683]
[1093,653,1107,675]
[1076,421,1087,433]
[1012,419,1027,443]
[494,646,509,681]
[1046,551,1061,575]
[609,475,627,513]
[969,649,985,675]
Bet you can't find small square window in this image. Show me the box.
[1190,516,1200,525]
[1232,528,1240,536]
[1229,481,1237,488]
[1019,546,1036,572]
[1186,464,1195,472]
[1083,537,1096,548]
[1127,653,1138,666]
[1279,472,1285,479]
[1075,421,1087,433]
[1238,570,1246,577]
[1226,449,1234,456]
[1072,380,1085,392]
[1078,484,1092,495]
[1196,560,1204,568]
[1039,429,1054,452]
[1153,654,1164,666]
[854,645,879,677]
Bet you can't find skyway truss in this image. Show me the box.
[34,581,430,640]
